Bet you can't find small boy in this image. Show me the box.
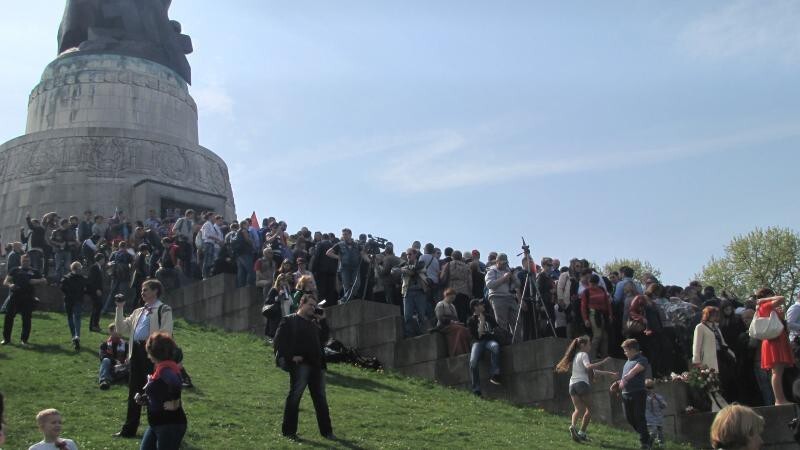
[28,409,78,450]
[611,339,651,450]
[645,379,667,448]
[98,324,129,390]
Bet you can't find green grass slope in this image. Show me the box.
[0,312,689,449]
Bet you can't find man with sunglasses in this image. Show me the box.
[112,279,173,438]
[274,294,334,441]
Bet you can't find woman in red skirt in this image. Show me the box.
[756,288,793,405]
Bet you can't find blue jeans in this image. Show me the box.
[282,363,332,437]
[99,357,113,382]
[755,366,775,405]
[339,266,359,302]
[65,301,82,338]
[28,249,44,273]
[469,340,500,393]
[403,288,428,337]
[140,423,187,450]
[236,254,254,288]
[55,249,72,281]
[202,242,217,279]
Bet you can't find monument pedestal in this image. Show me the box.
[0,53,235,234]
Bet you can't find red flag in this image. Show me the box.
[250,211,259,231]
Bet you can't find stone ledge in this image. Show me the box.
[326,300,400,330]
[395,333,448,368]
[359,315,403,348]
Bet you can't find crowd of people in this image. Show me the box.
[1,207,799,449]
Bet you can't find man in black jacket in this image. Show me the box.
[466,299,502,396]
[2,254,46,345]
[309,235,339,306]
[273,294,334,440]
[88,253,106,332]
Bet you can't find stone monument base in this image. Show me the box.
[0,126,234,237]
[0,52,235,234]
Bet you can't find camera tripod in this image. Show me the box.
[511,237,556,343]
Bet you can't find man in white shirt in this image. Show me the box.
[200,214,224,279]
[113,279,173,438]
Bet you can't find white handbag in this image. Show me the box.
[748,310,784,340]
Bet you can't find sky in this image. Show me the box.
[1,1,799,284]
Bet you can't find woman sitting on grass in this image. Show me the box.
[555,336,617,442]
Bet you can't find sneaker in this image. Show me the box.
[282,434,299,441]
[99,380,111,390]
[112,431,136,438]
[90,326,102,333]
[473,391,482,397]
[322,433,337,440]
[577,431,588,441]
[72,337,80,351]
[489,375,501,385]
[569,425,580,442]
[20,340,29,347]
[0,339,9,345]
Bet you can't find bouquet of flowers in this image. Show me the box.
[686,366,720,394]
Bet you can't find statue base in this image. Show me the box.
[0,53,235,235]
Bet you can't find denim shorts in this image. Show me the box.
[569,381,591,396]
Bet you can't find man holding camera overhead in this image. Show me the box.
[274,294,335,441]
[112,279,173,438]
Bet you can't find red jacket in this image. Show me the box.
[581,286,613,323]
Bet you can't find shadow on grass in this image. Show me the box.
[28,343,91,356]
[326,370,404,393]
[183,386,206,398]
[289,436,367,450]
[331,437,368,450]
[31,312,59,320]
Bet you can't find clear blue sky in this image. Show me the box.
[1,1,798,284]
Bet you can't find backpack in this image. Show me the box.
[231,231,250,257]
[160,246,176,269]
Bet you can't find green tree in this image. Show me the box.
[697,227,800,299]
[601,258,662,283]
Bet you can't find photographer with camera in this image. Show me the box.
[113,279,173,439]
[485,253,522,340]
[273,294,335,441]
[326,228,363,303]
[400,248,429,337]
[377,242,403,306]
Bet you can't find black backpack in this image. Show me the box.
[231,231,250,257]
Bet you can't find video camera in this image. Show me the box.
[363,234,388,255]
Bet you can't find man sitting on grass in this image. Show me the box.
[98,324,129,390]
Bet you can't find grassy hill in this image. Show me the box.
[0,312,689,449]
